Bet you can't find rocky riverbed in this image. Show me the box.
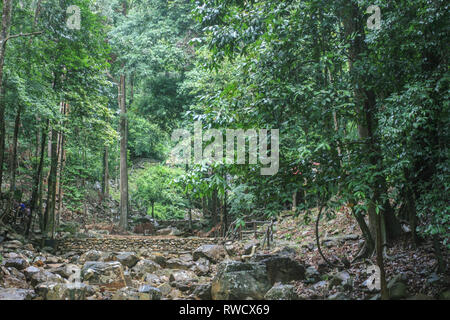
[1,229,449,300]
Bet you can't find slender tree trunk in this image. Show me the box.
[44,126,58,240]
[6,104,23,219]
[119,73,128,230]
[352,206,375,261]
[223,190,228,237]
[102,146,109,199]
[0,76,6,194]
[56,121,65,231]
[151,201,154,219]
[0,0,12,194]
[376,199,389,300]
[27,120,48,236]
[341,2,390,295]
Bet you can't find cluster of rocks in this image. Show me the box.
[1,234,449,301]
[57,237,220,256]
[0,239,225,300]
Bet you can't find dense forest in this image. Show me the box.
[0,0,448,302]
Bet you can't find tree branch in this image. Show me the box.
[4,31,43,44]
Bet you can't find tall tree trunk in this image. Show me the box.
[56,108,65,231]
[119,73,128,230]
[341,1,389,292]
[376,196,389,300]
[151,201,154,219]
[27,120,48,236]
[0,75,6,194]
[223,190,228,237]
[43,126,58,240]
[6,104,23,218]
[0,0,12,194]
[102,146,109,199]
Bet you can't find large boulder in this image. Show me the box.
[4,257,29,270]
[0,288,36,300]
[211,261,271,300]
[79,250,103,263]
[115,252,139,268]
[35,282,93,300]
[131,259,161,280]
[50,264,81,281]
[166,257,194,270]
[254,254,305,285]
[23,266,41,281]
[388,274,408,300]
[30,270,66,287]
[1,266,30,289]
[193,245,227,264]
[192,283,212,300]
[81,261,126,290]
[264,284,299,300]
[389,282,408,300]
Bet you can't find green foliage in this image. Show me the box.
[128,113,169,160]
[131,164,187,219]
[228,184,257,218]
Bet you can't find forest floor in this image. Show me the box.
[0,204,449,300]
[268,209,450,299]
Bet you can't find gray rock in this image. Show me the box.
[147,255,166,267]
[111,287,139,300]
[312,280,328,290]
[51,264,81,281]
[211,261,271,300]
[192,283,212,300]
[4,257,29,270]
[193,245,227,264]
[166,257,194,270]
[255,254,306,285]
[79,250,103,263]
[131,259,161,279]
[30,270,66,287]
[23,266,41,280]
[116,252,139,268]
[36,282,92,300]
[264,284,299,300]
[169,270,198,283]
[144,273,162,286]
[138,285,162,300]
[157,283,172,296]
[81,261,126,290]
[191,257,210,276]
[305,266,320,283]
[0,288,36,300]
[329,271,352,290]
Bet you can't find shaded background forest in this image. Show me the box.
[0,0,448,289]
